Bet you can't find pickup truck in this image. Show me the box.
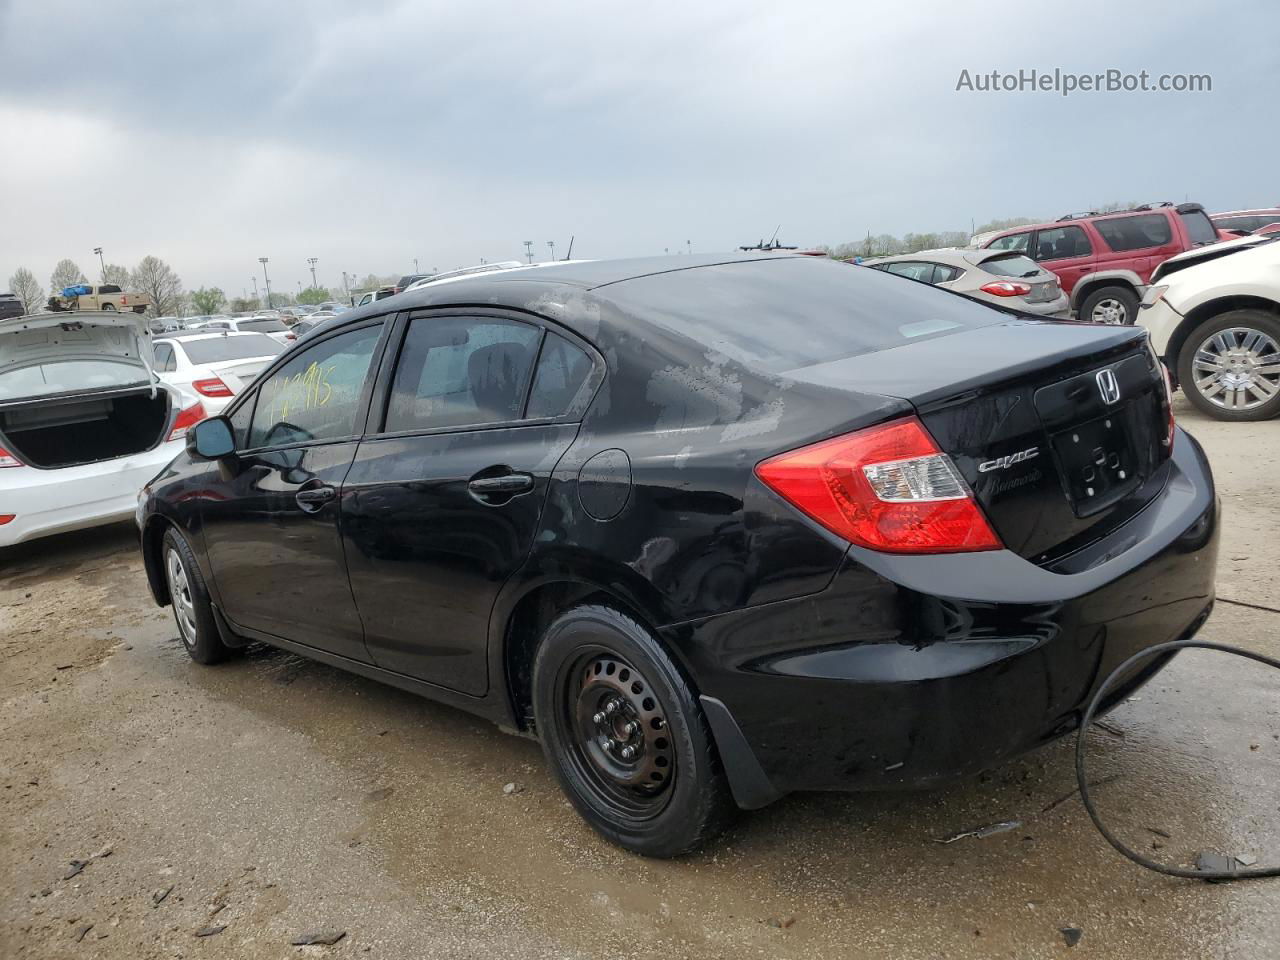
[46,284,152,314]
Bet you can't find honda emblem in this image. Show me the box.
[1095,368,1121,405]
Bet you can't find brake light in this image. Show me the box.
[0,515,14,525]
[980,281,1032,297]
[755,417,1002,554]
[1159,361,1176,449]
[192,377,234,398]
[168,400,207,442]
[0,445,24,468]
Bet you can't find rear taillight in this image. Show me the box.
[168,400,207,442]
[980,281,1032,297]
[0,445,25,468]
[192,377,234,398]
[0,515,14,525]
[755,417,1002,554]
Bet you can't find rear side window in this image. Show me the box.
[385,316,541,432]
[154,343,176,372]
[1094,214,1172,252]
[988,232,1031,253]
[527,333,594,419]
[611,258,1007,374]
[884,261,936,283]
[1033,225,1091,261]
[982,255,1042,278]
[933,265,963,282]
[249,325,382,447]
[1179,210,1219,245]
[98,284,122,294]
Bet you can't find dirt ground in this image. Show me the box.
[3,396,1278,959]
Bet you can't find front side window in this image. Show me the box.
[384,316,541,432]
[527,332,595,419]
[988,232,1031,253]
[1094,213,1173,252]
[248,324,382,448]
[1033,225,1092,261]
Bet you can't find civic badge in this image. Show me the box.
[1095,368,1121,405]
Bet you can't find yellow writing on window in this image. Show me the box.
[264,361,337,422]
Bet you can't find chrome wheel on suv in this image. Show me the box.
[1176,310,1280,422]
[1191,327,1280,411]
[1090,297,1127,324]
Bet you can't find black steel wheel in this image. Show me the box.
[532,604,734,857]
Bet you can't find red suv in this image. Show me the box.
[981,202,1220,325]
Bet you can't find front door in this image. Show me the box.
[342,313,598,694]
[200,320,388,661]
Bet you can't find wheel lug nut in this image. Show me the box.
[625,721,638,735]
[604,701,617,714]
[592,711,606,724]
[620,745,636,760]
[598,737,611,751]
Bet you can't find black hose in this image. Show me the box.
[1076,639,1280,881]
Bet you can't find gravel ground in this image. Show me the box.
[2,396,1278,959]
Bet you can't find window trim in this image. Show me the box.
[227,315,394,455]
[367,306,605,442]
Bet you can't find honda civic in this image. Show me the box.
[136,254,1218,856]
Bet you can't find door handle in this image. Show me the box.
[295,485,337,512]
[468,473,534,495]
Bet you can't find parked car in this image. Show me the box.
[981,202,1221,325]
[352,287,398,308]
[1210,208,1280,236]
[1,311,205,547]
[153,332,284,415]
[863,248,1068,316]
[0,292,24,321]
[396,273,434,289]
[45,283,152,315]
[315,301,348,313]
[193,316,292,345]
[286,312,339,342]
[1136,233,1280,421]
[403,262,525,291]
[137,254,1215,857]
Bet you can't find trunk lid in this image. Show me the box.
[788,320,1171,561]
[206,357,273,393]
[0,311,157,402]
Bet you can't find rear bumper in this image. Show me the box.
[0,441,183,547]
[665,428,1217,806]
[1020,293,1071,318]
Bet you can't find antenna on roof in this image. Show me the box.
[564,236,574,261]
[769,224,781,246]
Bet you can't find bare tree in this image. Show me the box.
[101,263,131,287]
[130,256,184,317]
[8,267,44,314]
[50,259,87,292]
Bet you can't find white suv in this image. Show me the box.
[1136,235,1280,421]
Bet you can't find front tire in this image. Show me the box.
[531,604,734,857]
[162,527,233,664]
[1079,285,1139,325]
[1176,310,1280,421]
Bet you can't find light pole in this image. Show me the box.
[93,247,105,280]
[307,257,318,289]
[259,258,271,307]
[413,258,419,273]
[547,240,555,261]
[523,241,533,263]
[687,240,692,256]
[251,277,259,302]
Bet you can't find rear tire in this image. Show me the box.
[162,527,233,664]
[1176,310,1280,421]
[1079,285,1138,325]
[101,302,117,312]
[531,604,734,857]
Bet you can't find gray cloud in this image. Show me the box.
[2,0,1276,296]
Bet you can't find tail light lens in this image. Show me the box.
[0,445,25,468]
[168,400,207,442]
[1158,361,1176,449]
[755,417,1002,554]
[980,281,1032,297]
[192,377,234,398]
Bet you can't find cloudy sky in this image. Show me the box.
[2,0,1276,299]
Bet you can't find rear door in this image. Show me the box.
[1030,224,1095,297]
[198,319,390,661]
[342,311,600,694]
[1092,213,1180,283]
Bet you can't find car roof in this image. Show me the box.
[159,331,276,343]
[864,248,1035,269]
[1211,208,1280,217]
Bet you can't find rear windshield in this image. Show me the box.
[0,360,146,400]
[981,254,1042,278]
[609,258,1006,373]
[240,318,288,332]
[1179,210,1219,246]
[181,334,283,365]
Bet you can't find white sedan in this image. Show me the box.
[152,332,284,415]
[191,316,293,346]
[1136,234,1280,421]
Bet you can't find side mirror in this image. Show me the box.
[189,417,236,459]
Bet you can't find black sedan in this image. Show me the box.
[137,254,1218,856]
